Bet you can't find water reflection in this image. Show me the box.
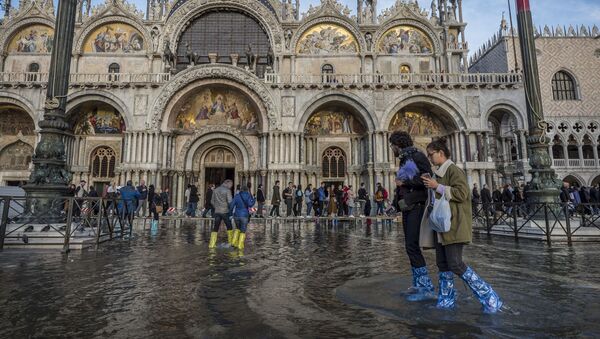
[0,219,599,337]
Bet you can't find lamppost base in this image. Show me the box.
[21,184,70,224]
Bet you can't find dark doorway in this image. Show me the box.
[325,181,345,191]
[6,180,26,187]
[205,167,235,190]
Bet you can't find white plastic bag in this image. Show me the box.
[429,189,452,233]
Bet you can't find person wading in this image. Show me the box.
[270,181,281,217]
[230,185,256,250]
[421,138,503,313]
[390,131,435,301]
[209,179,234,248]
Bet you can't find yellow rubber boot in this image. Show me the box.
[209,232,218,248]
[227,230,234,245]
[237,232,246,250]
[232,229,240,248]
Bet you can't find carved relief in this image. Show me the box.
[281,96,295,117]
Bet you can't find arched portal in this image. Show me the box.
[67,101,126,189]
[181,131,253,207]
[302,100,369,189]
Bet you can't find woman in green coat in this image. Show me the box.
[421,138,503,314]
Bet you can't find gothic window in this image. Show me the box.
[28,63,40,72]
[552,71,578,100]
[582,135,594,159]
[90,147,116,178]
[322,147,346,179]
[321,64,334,74]
[176,10,271,76]
[567,135,579,159]
[552,135,565,159]
[0,141,33,170]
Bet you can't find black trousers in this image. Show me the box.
[213,213,233,232]
[162,202,169,216]
[293,200,302,216]
[150,203,159,221]
[317,201,324,216]
[285,200,293,216]
[402,204,427,268]
[434,236,468,276]
[270,204,280,217]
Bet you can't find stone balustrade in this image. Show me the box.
[264,72,522,87]
[0,72,171,87]
[553,158,600,168]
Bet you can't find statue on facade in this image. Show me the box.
[284,29,293,49]
[430,0,437,18]
[150,26,160,53]
[85,0,91,17]
[153,0,163,20]
[266,46,274,68]
[365,32,373,51]
[245,44,256,70]
[162,40,176,71]
[185,42,194,65]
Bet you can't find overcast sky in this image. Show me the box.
[2,0,599,55]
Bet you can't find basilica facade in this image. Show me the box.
[0,0,534,208]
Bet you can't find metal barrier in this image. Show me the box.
[0,196,140,252]
[471,202,600,246]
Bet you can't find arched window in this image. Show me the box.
[108,63,120,73]
[90,147,116,178]
[321,64,334,74]
[322,147,346,179]
[582,135,594,159]
[400,64,411,73]
[552,135,565,159]
[108,63,120,82]
[552,71,577,100]
[567,135,579,159]
[28,63,40,72]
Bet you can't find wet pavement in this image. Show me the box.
[1,219,600,338]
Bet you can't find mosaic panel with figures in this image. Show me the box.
[174,87,259,133]
[377,26,433,54]
[296,24,359,55]
[83,23,145,53]
[389,111,444,136]
[72,103,126,135]
[305,111,366,136]
[0,105,35,135]
[8,24,54,53]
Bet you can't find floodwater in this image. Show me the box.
[1,219,600,338]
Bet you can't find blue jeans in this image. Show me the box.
[187,202,198,217]
[213,212,233,232]
[234,217,249,233]
[376,201,385,215]
[306,203,313,216]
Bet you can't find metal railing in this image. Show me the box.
[0,196,140,252]
[264,72,523,86]
[471,201,600,246]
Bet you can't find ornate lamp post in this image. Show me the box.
[23,0,78,221]
[514,0,560,205]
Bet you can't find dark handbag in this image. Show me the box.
[398,199,414,212]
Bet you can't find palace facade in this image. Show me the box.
[0,0,587,208]
[470,18,600,188]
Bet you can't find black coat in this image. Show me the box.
[256,188,265,203]
[590,187,599,203]
[204,188,213,207]
[189,186,199,203]
[481,188,492,204]
[397,146,432,204]
[472,188,481,203]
